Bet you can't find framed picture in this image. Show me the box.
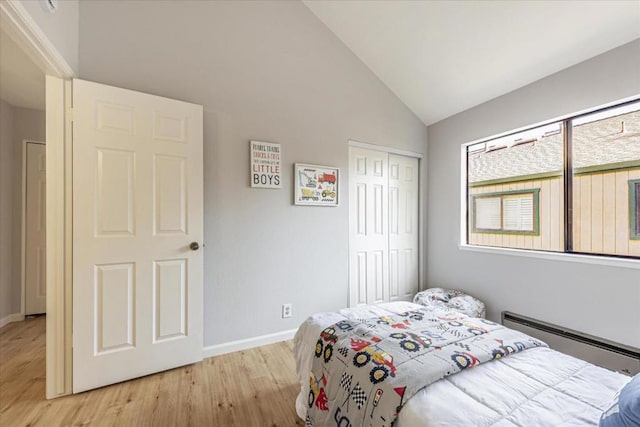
[250,140,282,188]
[294,163,339,206]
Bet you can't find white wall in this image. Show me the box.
[427,39,640,348]
[18,0,79,74]
[0,99,45,321]
[78,0,428,346]
[0,99,16,321]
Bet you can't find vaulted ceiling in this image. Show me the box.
[304,0,640,125]
[2,1,639,119]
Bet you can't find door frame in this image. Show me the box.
[21,139,46,316]
[1,0,76,398]
[347,140,426,307]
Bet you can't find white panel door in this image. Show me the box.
[25,142,47,315]
[72,79,203,393]
[388,154,419,302]
[349,147,389,306]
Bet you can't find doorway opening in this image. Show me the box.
[1,0,76,398]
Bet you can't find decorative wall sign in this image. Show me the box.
[250,141,281,188]
[294,163,339,206]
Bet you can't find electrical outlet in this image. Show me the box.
[282,303,292,318]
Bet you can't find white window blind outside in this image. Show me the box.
[503,194,534,231]
[475,197,501,229]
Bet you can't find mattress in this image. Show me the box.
[294,302,630,426]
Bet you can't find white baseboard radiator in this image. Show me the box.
[502,311,640,376]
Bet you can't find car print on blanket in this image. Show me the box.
[304,307,546,427]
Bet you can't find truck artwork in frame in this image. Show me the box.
[294,163,339,206]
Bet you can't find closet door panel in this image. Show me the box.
[349,147,389,305]
[349,147,420,307]
[389,154,419,302]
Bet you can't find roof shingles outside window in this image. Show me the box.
[468,111,640,185]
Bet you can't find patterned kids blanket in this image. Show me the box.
[304,306,546,427]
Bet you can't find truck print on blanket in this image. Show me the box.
[304,307,546,427]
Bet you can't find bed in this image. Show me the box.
[294,301,631,426]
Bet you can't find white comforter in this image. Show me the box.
[294,302,630,426]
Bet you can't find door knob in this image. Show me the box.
[190,242,200,251]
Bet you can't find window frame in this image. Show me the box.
[461,97,640,260]
[630,179,640,240]
[470,189,540,235]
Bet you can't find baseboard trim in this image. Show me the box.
[203,328,298,359]
[0,313,25,329]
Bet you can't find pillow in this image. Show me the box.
[413,288,486,318]
[599,373,640,427]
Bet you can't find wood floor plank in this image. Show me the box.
[0,317,304,426]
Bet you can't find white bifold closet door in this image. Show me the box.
[349,146,419,306]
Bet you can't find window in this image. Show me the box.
[465,99,640,258]
[571,103,640,256]
[631,180,640,240]
[472,190,539,234]
[467,122,562,250]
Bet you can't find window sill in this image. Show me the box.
[458,244,640,270]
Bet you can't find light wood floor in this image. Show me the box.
[0,316,304,426]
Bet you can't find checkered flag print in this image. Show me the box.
[339,372,352,391]
[351,383,367,409]
[338,346,349,357]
